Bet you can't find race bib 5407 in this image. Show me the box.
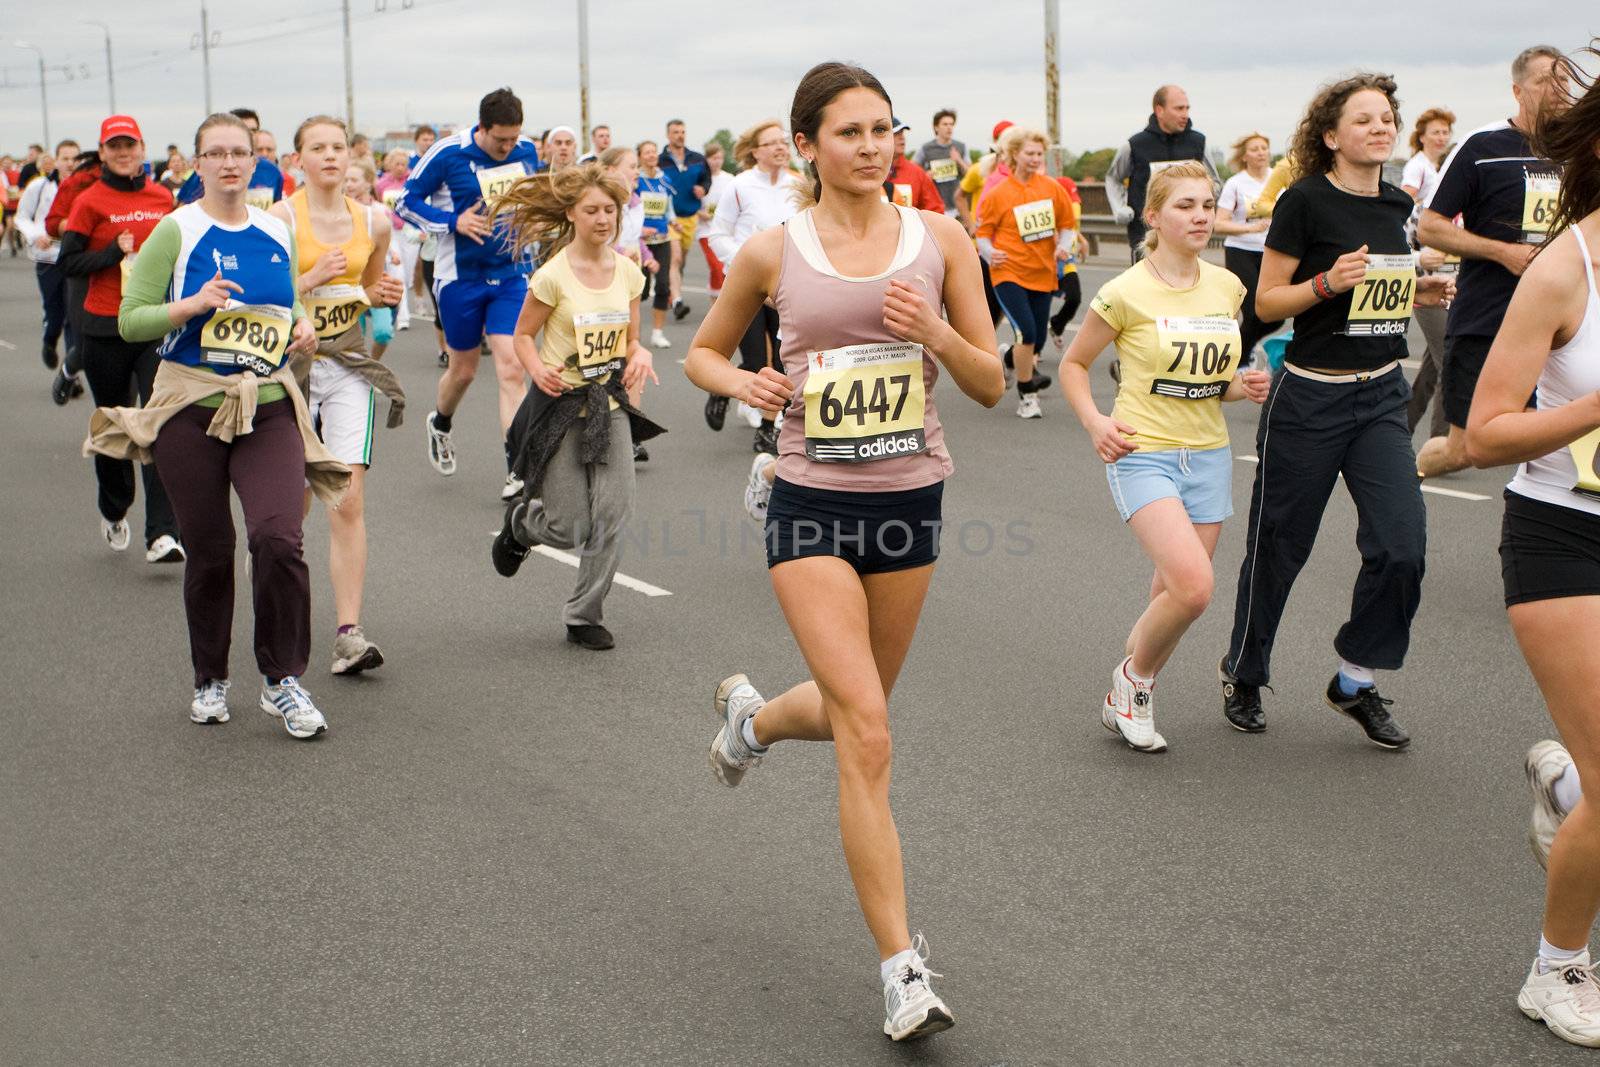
[201,303,293,376]
[803,342,926,463]
[305,284,369,341]
[1150,316,1240,401]
[1345,254,1415,337]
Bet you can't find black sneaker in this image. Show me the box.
[566,623,615,650]
[633,443,649,463]
[42,340,59,370]
[1325,677,1410,750]
[672,300,692,322]
[491,501,533,577]
[753,423,779,455]
[436,350,449,368]
[50,369,77,406]
[1030,372,1053,392]
[1220,657,1266,733]
[705,394,728,431]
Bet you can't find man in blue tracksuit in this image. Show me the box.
[398,87,541,495]
[659,119,709,321]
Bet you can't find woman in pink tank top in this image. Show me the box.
[684,61,1003,1042]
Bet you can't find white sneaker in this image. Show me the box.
[1016,394,1042,419]
[145,534,186,564]
[650,329,672,350]
[190,679,230,724]
[331,626,384,675]
[883,935,954,1041]
[425,411,457,476]
[500,472,524,501]
[1519,954,1600,1047]
[259,677,328,740]
[102,517,131,551]
[1528,740,1575,870]
[744,453,776,523]
[737,401,763,429]
[1101,656,1167,753]
[709,673,767,788]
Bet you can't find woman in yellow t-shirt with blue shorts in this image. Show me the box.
[1060,162,1271,752]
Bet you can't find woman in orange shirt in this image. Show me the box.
[975,128,1076,418]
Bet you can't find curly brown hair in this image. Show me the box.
[491,162,630,259]
[1531,48,1595,245]
[1288,73,1401,182]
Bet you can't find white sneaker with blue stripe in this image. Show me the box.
[190,679,230,724]
[259,677,328,739]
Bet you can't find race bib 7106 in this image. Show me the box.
[1150,316,1239,401]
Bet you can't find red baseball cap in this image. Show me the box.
[991,120,1015,143]
[99,115,143,144]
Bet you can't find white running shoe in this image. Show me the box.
[145,534,186,564]
[883,935,954,1041]
[1519,954,1600,1047]
[500,472,525,501]
[425,411,457,476]
[259,677,328,740]
[650,329,672,350]
[102,517,131,552]
[709,673,767,788]
[1101,656,1167,753]
[190,679,230,724]
[1016,394,1042,419]
[737,401,763,429]
[1528,739,1575,871]
[744,453,776,523]
[331,626,384,675]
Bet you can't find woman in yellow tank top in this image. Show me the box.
[269,115,403,677]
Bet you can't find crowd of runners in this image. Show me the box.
[7,40,1600,1046]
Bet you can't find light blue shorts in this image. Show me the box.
[1106,445,1234,524]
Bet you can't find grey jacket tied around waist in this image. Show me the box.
[508,375,666,499]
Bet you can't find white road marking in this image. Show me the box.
[0,338,16,351]
[487,532,674,596]
[1233,455,1490,500]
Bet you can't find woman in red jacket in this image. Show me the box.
[59,116,182,562]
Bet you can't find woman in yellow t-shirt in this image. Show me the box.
[488,163,660,650]
[1059,162,1271,753]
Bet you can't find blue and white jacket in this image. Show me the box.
[398,125,542,285]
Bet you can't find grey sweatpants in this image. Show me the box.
[517,408,636,626]
[1407,304,1449,438]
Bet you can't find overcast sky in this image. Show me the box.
[2,1,1595,162]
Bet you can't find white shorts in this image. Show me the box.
[308,358,378,466]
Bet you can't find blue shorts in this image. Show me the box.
[1106,445,1234,524]
[435,275,527,351]
[765,478,943,574]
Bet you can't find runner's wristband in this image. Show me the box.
[1312,272,1335,301]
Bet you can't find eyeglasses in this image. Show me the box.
[199,148,254,162]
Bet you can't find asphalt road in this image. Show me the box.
[0,244,1582,1065]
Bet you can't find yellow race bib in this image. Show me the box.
[1151,316,1240,401]
[803,342,926,463]
[1345,254,1415,337]
[573,309,630,381]
[305,284,369,342]
[119,253,138,289]
[1571,428,1600,500]
[929,157,959,184]
[476,162,527,208]
[640,191,670,220]
[893,183,915,208]
[1523,172,1560,243]
[245,188,273,212]
[381,187,401,211]
[1013,199,1055,243]
[201,304,293,376]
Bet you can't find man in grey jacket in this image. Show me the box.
[1105,85,1219,263]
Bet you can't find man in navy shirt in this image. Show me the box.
[1416,45,1568,477]
[176,108,283,208]
[660,119,709,321]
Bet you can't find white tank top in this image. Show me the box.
[1507,225,1600,516]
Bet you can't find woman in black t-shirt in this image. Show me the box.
[1218,73,1454,748]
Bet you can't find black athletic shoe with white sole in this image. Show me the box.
[1220,657,1266,733]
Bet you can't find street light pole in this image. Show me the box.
[200,3,214,114]
[84,21,115,113]
[1044,0,1060,169]
[576,0,591,152]
[14,42,49,146]
[341,0,356,132]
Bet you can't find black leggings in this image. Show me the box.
[642,242,672,312]
[994,281,1053,349]
[738,304,782,428]
[81,332,178,545]
[979,257,1004,328]
[1224,246,1284,362]
[1050,272,1082,336]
